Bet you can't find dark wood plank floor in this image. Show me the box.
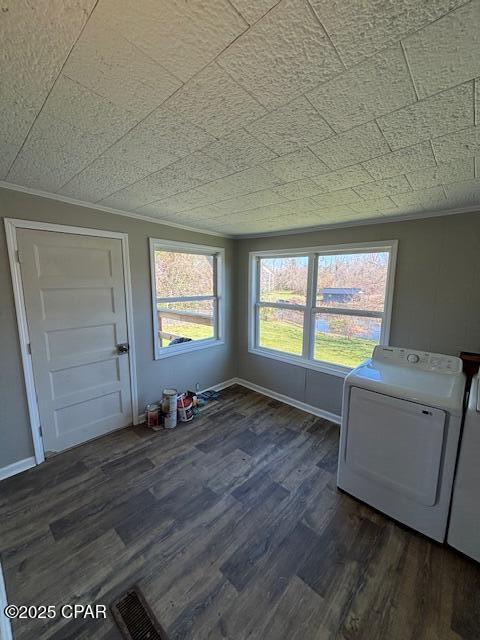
[1,386,479,640]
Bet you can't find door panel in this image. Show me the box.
[17,229,133,455]
[346,387,446,506]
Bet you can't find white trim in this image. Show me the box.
[0,181,230,238]
[0,456,36,482]
[248,240,397,376]
[233,204,480,238]
[2,180,478,241]
[149,238,226,361]
[213,377,341,424]
[0,561,13,640]
[136,376,340,424]
[4,218,140,466]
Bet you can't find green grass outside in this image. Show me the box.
[160,316,374,368]
[259,319,375,368]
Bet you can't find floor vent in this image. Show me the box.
[111,586,168,640]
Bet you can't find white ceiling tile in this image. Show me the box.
[349,197,398,214]
[230,0,280,25]
[272,178,326,200]
[103,139,180,174]
[311,165,374,191]
[103,108,216,172]
[137,202,226,220]
[246,97,334,155]
[309,0,465,67]
[391,186,447,209]
[218,0,344,110]
[311,122,390,170]
[232,202,292,220]
[99,188,153,211]
[100,156,221,210]
[208,189,286,214]
[312,188,362,207]
[202,129,277,171]
[184,166,283,200]
[354,175,412,199]
[309,209,383,224]
[262,148,330,181]
[7,150,89,194]
[280,197,322,214]
[0,92,37,178]
[165,63,266,137]
[377,82,474,150]
[362,141,436,179]
[143,189,219,215]
[3,0,478,234]
[63,22,181,118]
[444,178,480,205]
[91,0,247,82]
[0,0,96,175]
[0,143,19,180]
[172,152,233,183]
[406,157,474,190]
[402,2,480,99]
[308,45,416,132]
[43,75,140,139]
[58,156,151,202]
[7,111,115,191]
[432,126,480,162]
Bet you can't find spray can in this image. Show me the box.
[162,388,178,429]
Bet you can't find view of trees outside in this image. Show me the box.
[258,252,390,368]
[155,250,215,347]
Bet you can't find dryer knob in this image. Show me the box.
[407,353,420,363]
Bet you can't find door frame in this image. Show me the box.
[4,218,140,465]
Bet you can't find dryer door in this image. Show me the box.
[346,387,446,506]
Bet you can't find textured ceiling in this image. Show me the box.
[1,0,479,236]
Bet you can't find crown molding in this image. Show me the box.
[2,180,478,241]
[231,203,480,238]
[0,181,232,239]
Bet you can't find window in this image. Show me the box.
[249,241,397,376]
[150,239,224,359]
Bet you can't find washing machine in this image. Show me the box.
[448,373,480,561]
[337,345,466,542]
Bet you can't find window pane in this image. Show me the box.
[157,300,215,348]
[316,252,389,311]
[258,306,303,356]
[314,313,381,368]
[259,256,308,304]
[155,250,214,298]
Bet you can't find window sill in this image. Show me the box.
[248,347,351,378]
[154,339,225,360]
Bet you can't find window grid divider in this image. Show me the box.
[250,240,398,374]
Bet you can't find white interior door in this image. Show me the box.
[17,228,133,455]
[345,387,446,506]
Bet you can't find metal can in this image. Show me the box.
[146,403,160,428]
[162,388,178,429]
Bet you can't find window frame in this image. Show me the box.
[248,240,398,377]
[150,238,225,360]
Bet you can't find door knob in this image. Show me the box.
[117,343,130,354]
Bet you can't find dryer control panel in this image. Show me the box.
[372,346,463,374]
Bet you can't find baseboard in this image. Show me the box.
[0,456,36,482]
[234,378,342,424]
[137,377,341,426]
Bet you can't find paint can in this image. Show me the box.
[146,402,160,428]
[162,388,178,429]
[177,394,194,422]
